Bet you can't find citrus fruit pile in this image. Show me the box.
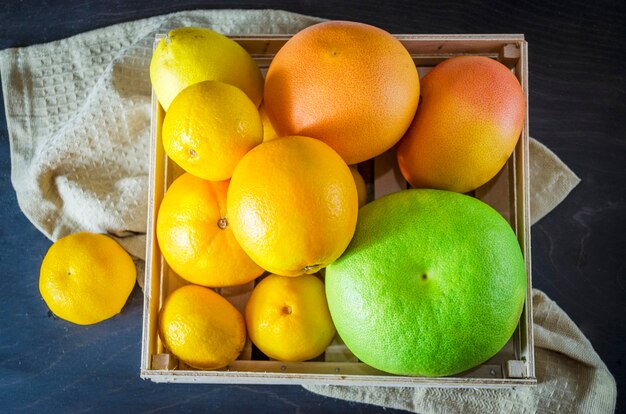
[143,21,527,375]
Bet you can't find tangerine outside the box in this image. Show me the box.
[141,34,536,387]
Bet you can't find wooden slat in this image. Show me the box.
[141,361,536,387]
[373,148,406,199]
[144,358,507,379]
[232,34,525,56]
[140,88,163,371]
[475,159,513,224]
[324,335,358,363]
[515,40,535,379]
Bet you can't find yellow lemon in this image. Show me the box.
[150,27,264,111]
[162,80,263,181]
[39,232,136,325]
[245,274,336,361]
[159,285,246,370]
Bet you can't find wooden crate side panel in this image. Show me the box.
[232,34,524,55]
[141,366,536,387]
[141,91,165,370]
[515,40,535,379]
[143,35,535,385]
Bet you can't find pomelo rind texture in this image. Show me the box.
[325,189,526,377]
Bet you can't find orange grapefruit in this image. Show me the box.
[264,21,420,164]
[397,56,526,193]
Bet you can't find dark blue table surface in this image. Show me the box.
[1,1,624,413]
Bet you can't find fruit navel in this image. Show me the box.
[304,264,321,272]
[217,217,228,229]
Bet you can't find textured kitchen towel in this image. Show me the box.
[0,8,613,414]
[0,9,324,259]
[305,289,617,413]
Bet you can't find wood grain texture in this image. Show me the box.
[1,0,624,412]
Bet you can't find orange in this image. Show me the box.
[159,284,246,369]
[162,80,263,181]
[349,166,367,207]
[397,56,526,193]
[227,136,358,276]
[325,189,526,376]
[39,232,136,325]
[245,274,336,362]
[150,27,264,111]
[156,172,264,287]
[264,21,420,164]
[259,104,279,142]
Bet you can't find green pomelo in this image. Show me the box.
[325,189,526,377]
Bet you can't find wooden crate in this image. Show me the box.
[141,34,536,386]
